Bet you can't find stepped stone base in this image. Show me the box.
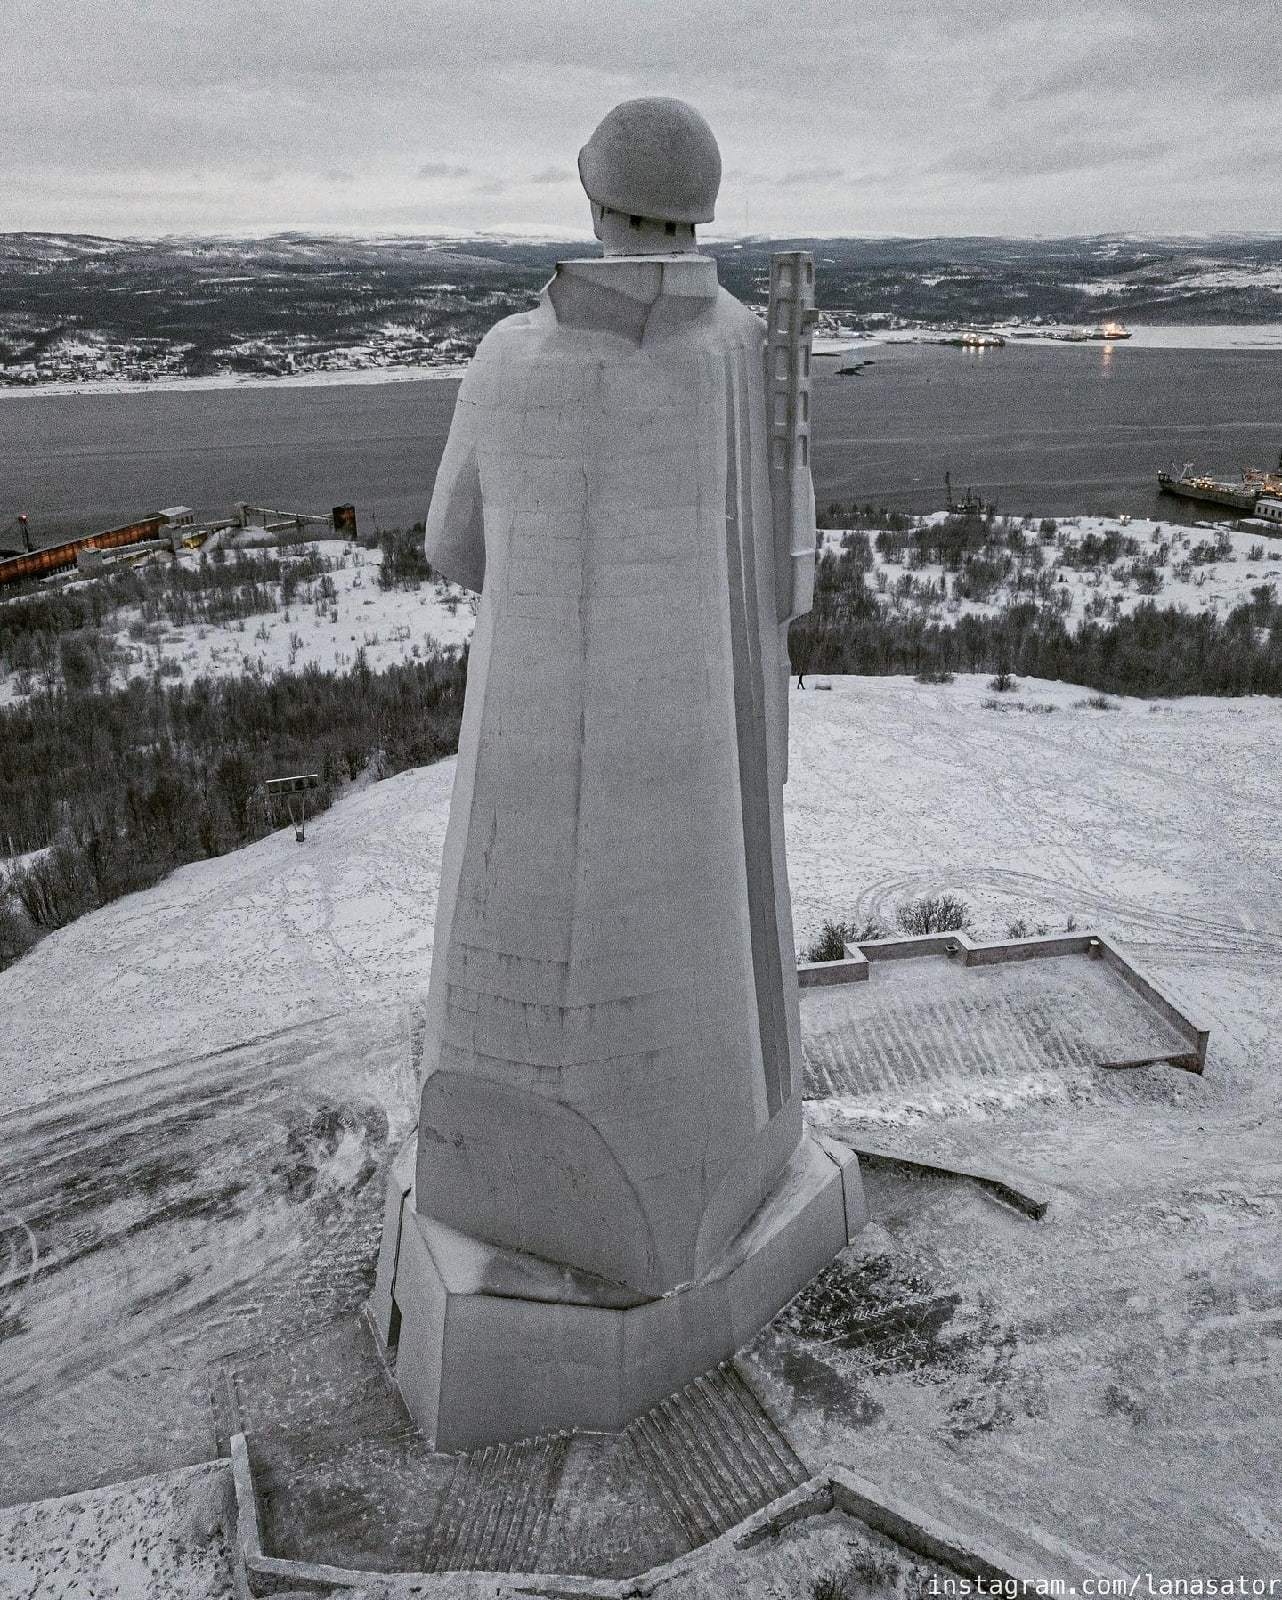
[370,1130,865,1451]
[626,1363,810,1546]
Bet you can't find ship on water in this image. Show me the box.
[943,329,1006,348]
[1157,461,1282,513]
[1054,320,1132,342]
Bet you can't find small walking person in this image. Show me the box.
[796,668,806,689]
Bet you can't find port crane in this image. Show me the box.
[0,514,31,559]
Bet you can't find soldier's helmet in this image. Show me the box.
[578,97,721,225]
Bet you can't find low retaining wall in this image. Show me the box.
[227,1431,1056,1597]
[797,952,868,986]
[799,929,1208,1072]
[1095,940,1209,1069]
[846,1141,1052,1219]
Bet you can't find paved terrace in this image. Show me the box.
[799,932,1205,1115]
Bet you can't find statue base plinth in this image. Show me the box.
[369,1130,865,1451]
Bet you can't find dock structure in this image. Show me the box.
[0,516,168,588]
[233,503,357,542]
[0,499,359,589]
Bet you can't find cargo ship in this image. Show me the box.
[1053,321,1132,343]
[1156,462,1282,514]
[933,329,1006,349]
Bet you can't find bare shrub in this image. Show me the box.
[983,697,1054,714]
[0,898,35,966]
[811,1544,911,1599]
[803,916,888,962]
[896,894,971,935]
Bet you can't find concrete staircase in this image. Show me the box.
[624,1362,809,1547]
[424,1431,570,1573]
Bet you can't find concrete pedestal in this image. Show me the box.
[370,1130,864,1450]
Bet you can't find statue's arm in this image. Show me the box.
[424,386,485,594]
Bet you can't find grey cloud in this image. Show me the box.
[778,166,845,185]
[932,135,1168,181]
[0,0,1278,234]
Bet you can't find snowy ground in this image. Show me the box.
[129,545,475,688]
[1,675,1280,1590]
[0,1463,233,1599]
[0,758,453,1110]
[1,673,1274,1109]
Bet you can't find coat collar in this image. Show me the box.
[546,255,719,343]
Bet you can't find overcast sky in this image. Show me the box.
[4,0,1279,238]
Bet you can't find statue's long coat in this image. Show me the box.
[416,254,812,1298]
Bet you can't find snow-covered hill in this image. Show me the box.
[2,672,1276,1115]
[5,511,1278,712]
[2,672,1280,1591]
[122,543,473,687]
[824,514,1282,627]
[0,540,474,707]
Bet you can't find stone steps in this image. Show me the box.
[624,1362,808,1548]
[425,1431,570,1573]
[801,963,1191,1104]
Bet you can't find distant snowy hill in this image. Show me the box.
[3,231,1281,388]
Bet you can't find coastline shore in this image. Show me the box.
[0,360,468,401]
[814,322,1282,356]
[4,322,1278,400]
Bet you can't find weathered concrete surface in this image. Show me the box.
[382,187,837,1443]
[413,252,809,1301]
[379,1128,861,1448]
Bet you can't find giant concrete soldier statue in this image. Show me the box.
[371,97,863,1448]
